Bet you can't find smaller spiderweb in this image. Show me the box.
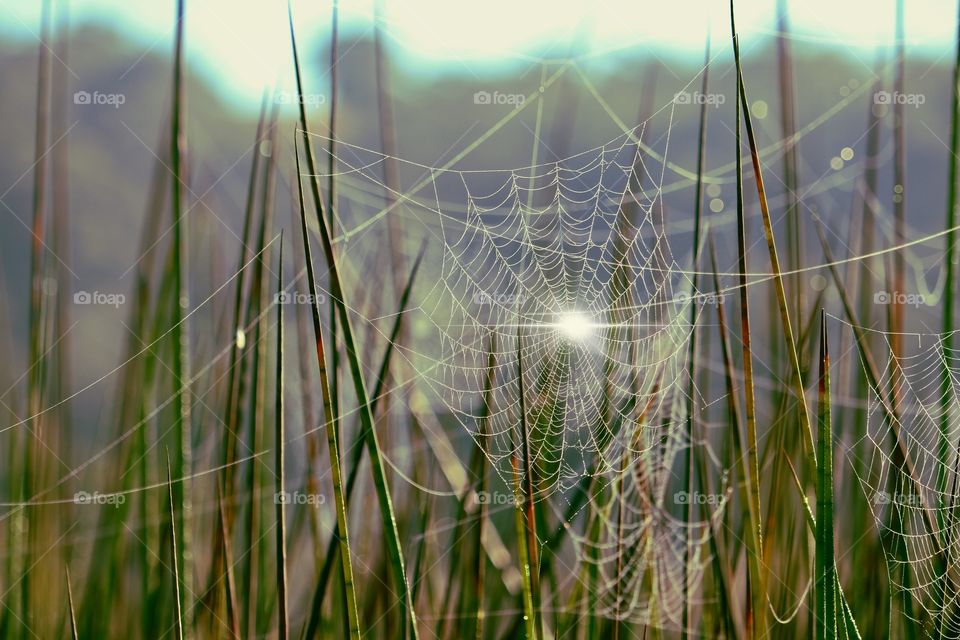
[851,328,960,637]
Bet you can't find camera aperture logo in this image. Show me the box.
[73,90,126,109]
[474,91,525,107]
[74,290,125,308]
[74,490,126,507]
[874,91,925,108]
[275,291,326,305]
[873,291,926,308]
[674,491,724,505]
[475,491,519,506]
[871,491,924,507]
[673,91,725,107]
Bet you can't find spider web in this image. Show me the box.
[306,119,727,627]
[844,323,960,637]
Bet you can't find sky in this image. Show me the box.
[0,0,956,108]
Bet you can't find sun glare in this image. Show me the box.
[555,311,595,342]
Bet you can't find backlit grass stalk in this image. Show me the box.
[730,0,816,472]
[303,244,424,639]
[220,97,269,505]
[776,0,803,326]
[816,311,836,640]
[22,0,53,630]
[239,147,277,638]
[294,154,361,640]
[66,566,78,640]
[373,0,407,301]
[515,328,542,640]
[469,336,496,640]
[683,35,711,638]
[166,453,184,640]
[729,28,766,637]
[169,0,193,629]
[216,484,239,638]
[940,0,960,541]
[274,235,289,640]
[290,85,421,635]
[326,0,342,450]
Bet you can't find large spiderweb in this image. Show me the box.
[314,122,726,628]
[850,325,960,636]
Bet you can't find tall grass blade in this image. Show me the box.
[293,153,362,640]
[303,243,425,639]
[23,0,53,630]
[167,452,184,640]
[220,96,269,506]
[169,0,193,629]
[240,231,272,637]
[816,311,836,640]
[326,0,341,429]
[275,234,289,640]
[730,0,815,473]
[216,483,239,639]
[776,0,803,326]
[941,0,960,557]
[728,28,766,637]
[65,566,78,640]
[515,328,541,640]
[683,35,711,638]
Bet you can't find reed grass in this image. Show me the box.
[729,24,766,637]
[11,0,960,638]
[294,149,362,640]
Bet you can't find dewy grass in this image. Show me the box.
[16,0,960,637]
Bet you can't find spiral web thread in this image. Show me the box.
[308,122,727,627]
